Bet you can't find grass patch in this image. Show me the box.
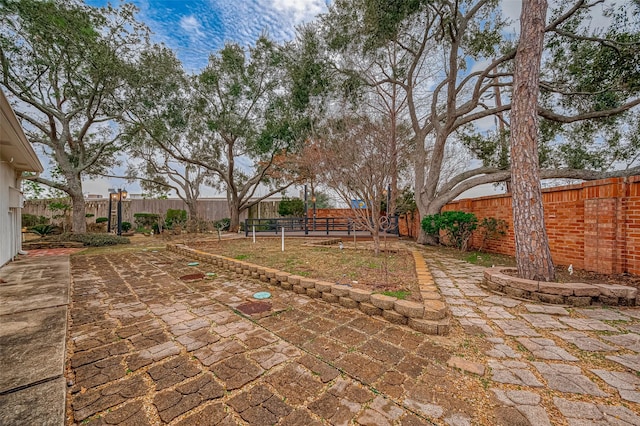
[378,290,410,300]
[193,238,420,301]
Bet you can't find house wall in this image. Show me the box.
[0,162,20,266]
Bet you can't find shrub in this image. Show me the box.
[421,211,478,251]
[121,221,132,232]
[85,213,95,218]
[96,217,108,224]
[213,218,230,231]
[165,209,187,229]
[278,197,305,217]
[53,233,130,246]
[478,217,508,250]
[134,212,160,228]
[31,224,55,237]
[22,214,48,227]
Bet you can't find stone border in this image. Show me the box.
[166,244,450,335]
[483,267,638,307]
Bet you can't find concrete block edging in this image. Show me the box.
[482,267,637,306]
[167,244,450,335]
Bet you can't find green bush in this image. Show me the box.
[30,224,55,237]
[165,209,187,229]
[53,233,130,246]
[96,217,108,224]
[134,212,160,228]
[85,213,95,218]
[214,218,231,231]
[421,211,478,251]
[121,221,132,232]
[22,214,48,227]
[278,197,305,217]
[479,217,508,249]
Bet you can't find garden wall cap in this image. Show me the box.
[370,293,396,310]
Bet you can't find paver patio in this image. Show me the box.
[61,245,640,425]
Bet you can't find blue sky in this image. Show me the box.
[79,0,330,197]
[87,0,330,71]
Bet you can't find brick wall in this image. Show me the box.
[405,176,640,275]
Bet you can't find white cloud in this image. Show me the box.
[179,15,205,39]
[269,0,328,24]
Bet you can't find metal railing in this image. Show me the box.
[244,216,399,236]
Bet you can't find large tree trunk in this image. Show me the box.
[68,176,86,234]
[510,0,555,281]
[185,199,199,233]
[415,191,447,245]
[228,198,241,233]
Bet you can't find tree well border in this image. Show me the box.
[482,267,638,306]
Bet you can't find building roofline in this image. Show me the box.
[0,88,44,173]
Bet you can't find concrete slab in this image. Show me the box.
[0,255,69,315]
[0,377,65,426]
[0,306,67,393]
[0,253,70,425]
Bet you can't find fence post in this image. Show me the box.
[281,227,285,251]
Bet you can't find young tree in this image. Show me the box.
[510,0,555,280]
[0,0,150,233]
[315,115,405,254]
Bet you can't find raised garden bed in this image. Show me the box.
[168,243,451,335]
[483,267,638,306]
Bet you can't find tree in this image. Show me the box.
[320,0,640,247]
[125,152,216,231]
[314,115,401,254]
[510,0,555,281]
[0,0,151,233]
[126,38,308,232]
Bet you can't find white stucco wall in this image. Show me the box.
[0,161,20,266]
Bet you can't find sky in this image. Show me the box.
[87,0,330,72]
[78,0,330,197]
[53,0,617,200]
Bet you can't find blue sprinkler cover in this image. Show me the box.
[253,291,271,300]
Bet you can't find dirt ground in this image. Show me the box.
[191,237,421,301]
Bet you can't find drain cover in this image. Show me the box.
[236,301,272,315]
[180,273,205,281]
[253,291,271,299]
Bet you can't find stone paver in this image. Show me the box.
[478,306,515,319]
[606,353,640,372]
[551,330,617,352]
[558,317,619,332]
[491,389,551,426]
[554,397,640,425]
[601,333,640,352]
[575,308,631,322]
[59,246,640,426]
[483,295,521,307]
[532,362,609,396]
[493,319,541,337]
[485,337,521,359]
[591,369,640,403]
[516,337,579,361]
[524,304,569,315]
[519,313,568,329]
[488,360,544,387]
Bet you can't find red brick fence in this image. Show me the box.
[408,176,640,275]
